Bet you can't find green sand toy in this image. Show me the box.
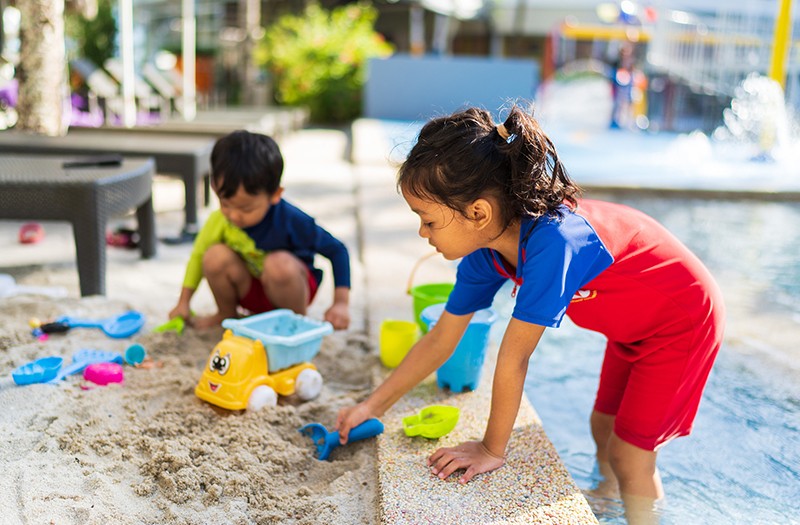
[402,405,460,439]
[153,316,186,335]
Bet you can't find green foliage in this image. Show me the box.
[66,0,117,66]
[257,2,393,123]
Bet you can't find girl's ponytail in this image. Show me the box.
[398,104,580,232]
[496,107,580,219]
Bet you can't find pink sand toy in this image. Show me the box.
[83,362,124,386]
[48,349,123,383]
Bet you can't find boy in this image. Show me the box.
[169,130,350,330]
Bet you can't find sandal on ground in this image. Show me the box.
[18,222,45,244]
[106,227,140,249]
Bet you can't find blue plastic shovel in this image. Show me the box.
[298,418,384,460]
[42,311,145,339]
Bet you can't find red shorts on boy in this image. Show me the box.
[239,265,319,314]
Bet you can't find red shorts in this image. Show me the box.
[593,321,723,451]
[239,266,319,314]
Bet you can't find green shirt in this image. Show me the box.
[182,210,265,290]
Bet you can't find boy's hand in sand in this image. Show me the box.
[336,402,375,444]
[427,441,505,484]
[170,288,195,324]
[169,303,191,323]
[324,300,350,330]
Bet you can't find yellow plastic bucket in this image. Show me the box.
[407,252,454,333]
[379,319,420,368]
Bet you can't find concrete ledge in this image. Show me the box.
[372,351,598,524]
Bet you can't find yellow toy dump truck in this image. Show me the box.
[195,309,333,411]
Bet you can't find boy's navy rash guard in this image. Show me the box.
[446,199,723,357]
[244,199,350,288]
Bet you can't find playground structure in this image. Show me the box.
[546,1,799,133]
[648,3,799,102]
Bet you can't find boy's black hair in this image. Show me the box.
[398,105,580,232]
[210,130,284,199]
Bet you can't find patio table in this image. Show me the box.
[0,130,214,239]
[0,155,156,296]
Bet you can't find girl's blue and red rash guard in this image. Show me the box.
[445,199,722,358]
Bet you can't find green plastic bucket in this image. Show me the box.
[409,282,454,333]
[406,252,456,333]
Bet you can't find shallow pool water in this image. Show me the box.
[510,197,800,524]
[522,320,800,524]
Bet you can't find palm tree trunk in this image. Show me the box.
[17,0,68,136]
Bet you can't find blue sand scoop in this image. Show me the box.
[43,311,145,338]
[11,356,64,385]
[298,418,384,460]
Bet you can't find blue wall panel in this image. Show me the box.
[364,54,540,121]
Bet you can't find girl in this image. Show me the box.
[336,106,725,504]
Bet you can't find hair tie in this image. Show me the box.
[496,123,510,141]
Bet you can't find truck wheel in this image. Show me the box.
[295,369,323,401]
[248,385,278,411]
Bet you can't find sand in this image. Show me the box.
[0,294,379,525]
